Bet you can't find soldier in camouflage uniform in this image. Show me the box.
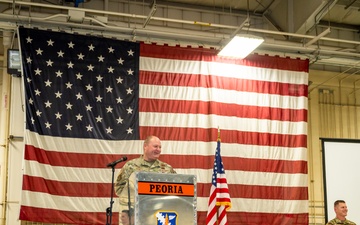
[114,135,176,225]
[326,200,356,225]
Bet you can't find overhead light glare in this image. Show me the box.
[218,34,264,59]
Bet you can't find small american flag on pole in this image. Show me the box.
[206,129,231,225]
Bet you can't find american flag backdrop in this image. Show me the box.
[18,27,309,225]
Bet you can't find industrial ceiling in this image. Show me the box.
[0,0,360,73]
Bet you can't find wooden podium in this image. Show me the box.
[134,172,197,225]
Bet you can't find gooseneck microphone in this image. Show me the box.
[107,156,128,167]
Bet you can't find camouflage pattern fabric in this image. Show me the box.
[326,218,356,225]
[114,155,176,225]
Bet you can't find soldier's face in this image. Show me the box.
[335,202,348,217]
[144,137,161,161]
[120,212,130,225]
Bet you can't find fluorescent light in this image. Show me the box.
[218,34,264,58]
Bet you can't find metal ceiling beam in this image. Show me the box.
[0,0,360,72]
[1,8,359,49]
[295,0,338,34]
[304,27,331,47]
[143,0,157,28]
[344,0,357,9]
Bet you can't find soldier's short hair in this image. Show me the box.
[144,135,157,146]
[122,208,134,216]
[334,200,345,207]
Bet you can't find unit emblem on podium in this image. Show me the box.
[155,211,178,225]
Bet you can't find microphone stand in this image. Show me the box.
[106,164,116,225]
[127,179,132,225]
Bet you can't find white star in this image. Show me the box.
[86,124,93,131]
[26,57,32,64]
[68,42,75,48]
[85,104,93,111]
[36,110,42,117]
[44,100,52,108]
[27,78,32,83]
[116,117,124,124]
[34,89,41,96]
[45,122,52,129]
[55,112,62,119]
[76,72,83,80]
[47,39,54,46]
[36,48,43,55]
[46,59,54,66]
[98,55,105,62]
[87,64,94,71]
[65,123,73,130]
[30,117,35,124]
[96,95,103,102]
[116,97,123,104]
[106,86,113,93]
[116,77,123,84]
[118,58,124,65]
[76,113,83,121]
[108,47,115,53]
[65,82,73,89]
[108,66,114,73]
[95,115,102,122]
[106,127,113,134]
[26,36,33,43]
[28,98,34,104]
[65,102,73,109]
[126,107,133,114]
[127,68,134,75]
[78,53,85,60]
[88,44,95,51]
[55,70,63,77]
[126,127,133,134]
[67,61,74,68]
[106,106,113,113]
[55,91,62,98]
[57,50,65,57]
[127,49,134,56]
[85,84,93,91]
[34,68,42,75]
[126,88,133,95]
[44,79,52,87]
[76,92,83,100]
[96,75,103,82]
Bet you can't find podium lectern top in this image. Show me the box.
[134,172,197,225]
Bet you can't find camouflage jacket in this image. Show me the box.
[326,218,356,225]
[114,155,176,205]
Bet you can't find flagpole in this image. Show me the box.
[217,127,221,142]
[216,127,220,225]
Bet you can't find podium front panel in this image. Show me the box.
[135,172,197,225]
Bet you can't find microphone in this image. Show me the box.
[107,156,128,167]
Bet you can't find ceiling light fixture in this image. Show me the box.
[217,34,264,59]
